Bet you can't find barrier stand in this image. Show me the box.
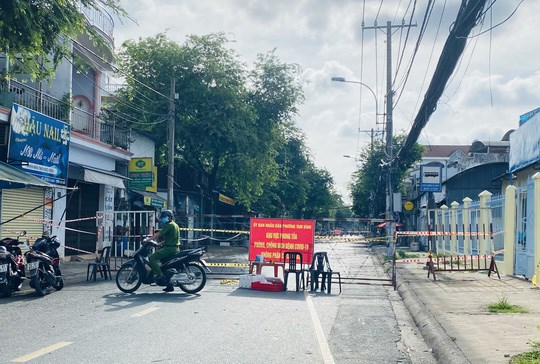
[426,253,500,281]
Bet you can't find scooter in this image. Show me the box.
[0,231,28,297]
[25,235,64,297]
[116,239,209,294]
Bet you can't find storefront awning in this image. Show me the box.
[131,189,166,208]
[82,166,127,189]
[0,161,53,189]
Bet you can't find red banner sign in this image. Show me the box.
[249,218,315,264]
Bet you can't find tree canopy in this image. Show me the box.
[109,32,339,217]
[0,0,126,79]
[350,133,423,218]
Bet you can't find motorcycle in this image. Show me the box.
[116,240,209,294]
[25,235,64,296]
[0,231,28,298]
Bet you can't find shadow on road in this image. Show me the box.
[228,287,313,301]
[101,290,200,312]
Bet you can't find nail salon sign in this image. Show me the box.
[8,103,70,185]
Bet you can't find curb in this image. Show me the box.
[395,271,471,364]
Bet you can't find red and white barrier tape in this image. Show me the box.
[65,246,96,255]
[396,258,428,263]
[396,231,496,237]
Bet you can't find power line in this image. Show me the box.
[396,0,489,162]
[70,37,174,102]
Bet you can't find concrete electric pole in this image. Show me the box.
[167,78,176,211]
[363,21,416,246]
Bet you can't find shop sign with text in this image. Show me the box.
[129,158,154,191]
[8,103,70,185]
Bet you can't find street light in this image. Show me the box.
[331,76,379,124]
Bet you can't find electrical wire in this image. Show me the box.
[392,0,418,90]
[69,58,167,119]
[468,0,524,38]
[393,0,433,108]
[70,37,174,102]
[409,0,447,123]
[67,58,170,128]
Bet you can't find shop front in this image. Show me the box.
[1,104,70,252]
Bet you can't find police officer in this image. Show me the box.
[147,210,180,292]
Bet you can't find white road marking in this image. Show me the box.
[11,342,73,362]
[131,306,160,317]
[306,294,336,364]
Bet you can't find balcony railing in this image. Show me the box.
[78,2,114,42]
[72,107,130,149]
[2,80,70,122]
[1,80,130,150]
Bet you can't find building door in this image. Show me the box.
[65,181,99,255]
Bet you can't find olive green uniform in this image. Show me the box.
[148,221,180,277]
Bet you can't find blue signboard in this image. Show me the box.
[509,112,540,173]
[420,165,443,192]
[8,103,70,185]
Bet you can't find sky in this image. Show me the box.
[113,0,539,205]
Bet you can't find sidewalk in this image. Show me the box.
[395,259,540,363]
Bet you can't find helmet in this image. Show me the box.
[160,210,174,220]
[33,237,49,253]
[0,245,8,257]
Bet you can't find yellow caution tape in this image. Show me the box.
[179,227,248,234]
[206,262,249,267]
[220,279,239,285]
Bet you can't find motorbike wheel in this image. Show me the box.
[54,277,64,291]
[0,283,11,298]
[32,273,47,297]
[116,264,142,293]
[178,263,206,294]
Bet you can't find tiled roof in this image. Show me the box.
[421,145,470,158]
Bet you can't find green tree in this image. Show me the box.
[351,133,423,218]
[0,0,126,79]
[111,33,309,212]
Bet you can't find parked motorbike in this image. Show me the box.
[0,231,28,298]
[116,240,209,294]
[25,235,63,296]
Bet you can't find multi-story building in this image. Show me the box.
[0,3,132,256]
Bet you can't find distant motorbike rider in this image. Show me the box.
[147,210,180,292]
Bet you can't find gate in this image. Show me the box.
[96,210,157,269]
[515,179,535,278]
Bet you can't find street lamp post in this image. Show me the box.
[331,77,379,123]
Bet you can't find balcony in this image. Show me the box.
[72,107,130,149]
[75,2,115,71]
[1,80,130,150]
[78,2,114,44]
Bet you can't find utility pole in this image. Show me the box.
[359,128,383,155]
[167,78,176,211]
[364,21,416,249]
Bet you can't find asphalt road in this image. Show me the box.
[1,240,436,363]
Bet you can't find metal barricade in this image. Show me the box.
[96,210,156,269]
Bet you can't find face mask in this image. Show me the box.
[161,217,169,224]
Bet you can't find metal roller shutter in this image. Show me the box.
[1,187,45,244]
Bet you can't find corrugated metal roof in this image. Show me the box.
[421,145,470,158]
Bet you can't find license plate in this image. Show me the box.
[26,261,39,271]
[0,264,7,273]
